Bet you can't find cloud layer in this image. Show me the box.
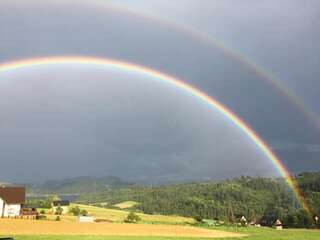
[0,0,319,182]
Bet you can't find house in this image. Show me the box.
[0,186,25,217]
[21,204,38,219]
[52,200,70,214]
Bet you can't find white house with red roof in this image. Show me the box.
[0,186,25,217]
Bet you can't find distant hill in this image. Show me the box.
[27,176,133,194]
[76,172,320,228]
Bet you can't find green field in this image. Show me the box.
[37,203,194,224]
[69,203,194,224]
[3,227,320,240]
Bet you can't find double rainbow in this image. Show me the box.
[0,56,310,214]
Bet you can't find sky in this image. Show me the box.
[0,0,319,183]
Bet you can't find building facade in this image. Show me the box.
[0,186,25,217]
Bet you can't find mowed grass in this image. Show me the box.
[212,226,320,240]
[3,227,320,240]
[71,204,194,224]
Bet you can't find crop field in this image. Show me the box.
[1,218,320,240]
[2,227,320,240]
[0,218,243,238]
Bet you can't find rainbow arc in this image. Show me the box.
[0,55,311,215]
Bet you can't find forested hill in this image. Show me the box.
[76,172,320,227]
[24,172,320,227]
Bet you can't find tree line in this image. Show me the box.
[49,172,320,228]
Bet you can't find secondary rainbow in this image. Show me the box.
[87,0,320,131]
[0,55,310,214]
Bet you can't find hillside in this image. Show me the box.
[26,172,320,228]
[76,172,320,228]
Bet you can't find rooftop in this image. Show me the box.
[0,186,25,204]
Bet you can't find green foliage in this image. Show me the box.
[81,209,88,216]
[55,216,61,221]
[124,212,141,223]
[69,206,89,216]
[194,215,203,223]
[55,206,63,215]
[26,196,56,209]
[69,206,81,216]
[75,172,320,229]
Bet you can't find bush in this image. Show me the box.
[81,209,88,216]
[55,216,61,221]
[36,214,47,220]
[124,212,141,223]
[40,209,46,214]
[55,206,63,215]
[194,215,203,223]
[69,206,81,216]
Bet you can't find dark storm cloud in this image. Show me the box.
[0,68,274,182]
[113,0,320,116]
[0,0,319,182]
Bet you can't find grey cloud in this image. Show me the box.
[0,67,275,183]
[0,0,319,182]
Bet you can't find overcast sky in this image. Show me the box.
[0,0,319,183]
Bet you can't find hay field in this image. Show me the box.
[0,219,244,238]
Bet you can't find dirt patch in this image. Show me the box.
[0,219,244,238]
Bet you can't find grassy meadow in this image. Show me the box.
[70,203,195,224]
[37,203,194,224]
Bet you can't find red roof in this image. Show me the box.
[0,186,25,204]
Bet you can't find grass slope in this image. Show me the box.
[73,203,194,224]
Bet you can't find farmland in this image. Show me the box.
[36,203,194,224]
[1,204,319,240]
[71,204,194,224]
[1,220,320,240]
[0,218,243,238]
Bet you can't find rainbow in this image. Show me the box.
[0,55,310,214]
[84,0,320,131]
